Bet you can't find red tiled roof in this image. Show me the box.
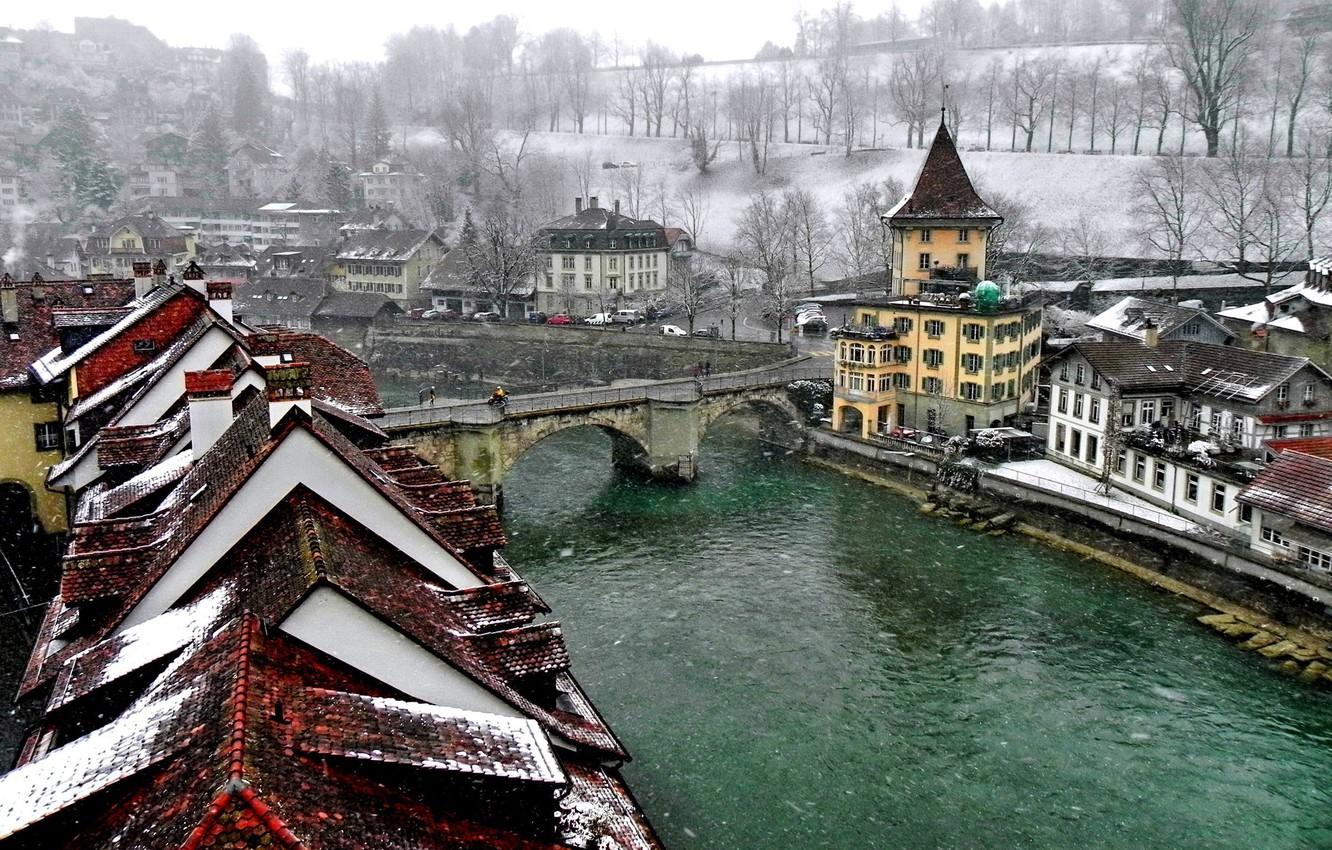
[1239,451,1332,534]
[889,114,1001,223]
[0,279,136,391]
[1265,436,1332,459]
[247,328,383,416]
[1258,410,1332,424]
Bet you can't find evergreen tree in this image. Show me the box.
[366,90,392,163]
[232,64,266,138]
[284,176,304,201]
[190,108,232,198]
[46,105,121,216]
[323,161,353,210]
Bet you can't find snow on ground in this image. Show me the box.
[990,458,1202,533]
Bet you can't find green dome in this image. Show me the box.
[974,280,1001,312]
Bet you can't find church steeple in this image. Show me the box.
[888,108,1001,225]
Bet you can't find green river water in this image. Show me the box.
[501,424,1332,850]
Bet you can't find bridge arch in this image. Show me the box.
[698,391,805,437]
[495,410,652,479]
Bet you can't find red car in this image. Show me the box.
[546,314,574,325]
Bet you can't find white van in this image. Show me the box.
[612,309,644,324]
[584,313,612,325]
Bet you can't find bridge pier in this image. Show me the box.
[449,426,506,508]
[642,395,700,483]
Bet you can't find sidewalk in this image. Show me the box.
[988,458,1202,534]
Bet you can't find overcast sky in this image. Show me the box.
[7,1,924,66]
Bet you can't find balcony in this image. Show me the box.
[835,324,898,341]
[930,265,979,283]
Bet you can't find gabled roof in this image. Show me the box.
[0,278,137,391]
[1053,340,1327,403]
[313,289,402,319]
[30,282,202,386]
[1,614,646,850]
[88,213,183,241]
[1263,435,1332,460]
[1239,450,1332,534]
[231,277,326,321]
[246,328,382,415]
[888,113,1001,223]
[335,228,440,262]
[540,206,664,233]
[1087,296,1233,343]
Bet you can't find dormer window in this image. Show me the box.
[133,339,155,353]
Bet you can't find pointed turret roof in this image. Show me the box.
[888,110,1002,224]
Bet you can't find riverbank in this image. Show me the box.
[803,450,1332,687]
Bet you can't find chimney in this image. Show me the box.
[265,361,313,426]
[589,196,599,209]
[152,259,168,291]
[613,199,621,216]
[206,280,234,325]
[1142,319,1160,349]
[181,260,206,294]
[0,273,16,325]
[574,197,583,214]
[185,369,235,455]
[132,261,154,299]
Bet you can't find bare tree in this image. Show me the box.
[481,129,534,205]
[1008,55,1058,152]
[1289,137,1332,261]
[784,188,833,295]
[641,43,676,137]
[717,251,750,340]
[836,182,885,280]
[1134,155,1203,297]
[459,202,539,316]
[283,50,311,128]
[1105,79,1135,154]
[1059,211,1109,283]
[1283,34,1319,157]
[665,257,720,334]
[1245,169,1303,292]
[1167,0,1263,157]
[675,184,712,249]
[1200,143,1263,276]
[890,49,941,148]
[735,191,796,341]
[980,57,1004,151]
[689,123,721,173]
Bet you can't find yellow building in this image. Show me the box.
[0,275,135,533]
[883,111,1002,297]
[832,282,1043,438]
[333,229,445,306]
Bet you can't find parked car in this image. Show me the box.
[546,313,574,325]
[584,313,612,326]
[612,309,644,324]
[660,324,687,337]
[527,312,548,324]
[423,308,461,321]
[796,314,828,332]
[693,327,721,338]
[470,311,503,322]
[407,307,429,319]
[645,305,674,321]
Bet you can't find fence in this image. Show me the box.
[986,467,1201,534]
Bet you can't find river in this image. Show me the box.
[501,423,1332,850]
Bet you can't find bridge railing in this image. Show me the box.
[376,358,831,430]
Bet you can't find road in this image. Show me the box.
[622,294,838,358]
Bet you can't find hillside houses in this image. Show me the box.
[332,228,445,307]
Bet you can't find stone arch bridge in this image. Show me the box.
[375,360,828,505]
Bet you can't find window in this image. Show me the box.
[1233,416,1245,439]
[1152,461,1166,490]
[1185,473,1199,502]
[922,376,944,394]
[1299,423,1314,437]
[1133,454,1146,483]
[924,319,945,337]
[1182,322,1200,335]
[918,252,932,270]
[563,274,577,290]
[1115,449,1126,474]
[879,374,894,392]
[1090,371,1102,390]
[1086,434,1099,464]
[1210,411,1222,434]
[893,317,913,334]
[1210,483,1226,513]
[133,339,155,354]
[1055,423,1066,453]
[924,349,944,368]
[1089,397,1101,424]
[964,323,985,343]
[586,275,595,289]
[561,256,575,270]
[963,353,984,373]
[1073,393,1084,418]
[848,343,866,363]
[893,373,910,389]
[1262,525,1288,547]
[544,273,554,289]
[609,257,618,270]
[1275,425,1289,438]
[1161,399,1174,422]
[1277,383,1290,403]
[992,384,1004,401]
[958,228,970,243]
[962,382,982,401]
[1239,504,1252,524]
[545,255,554,269]
[1057,389,1068,414]
[1298,546,1332,573]
[1075,364,1086,385]
[34,422,61,452]
[957,253,970,268]
[1121,400,1135,426]
[893,346,912,363]
[584,256,592,270]
[1070,429,1082,456]
[920,228,932,243]
[1305,383,1315,404]
[1140,400,1156,425]
[1059,362,1070,382]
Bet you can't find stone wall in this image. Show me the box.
[368,321,793,393]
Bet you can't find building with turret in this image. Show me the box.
[883,111,1002,298]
